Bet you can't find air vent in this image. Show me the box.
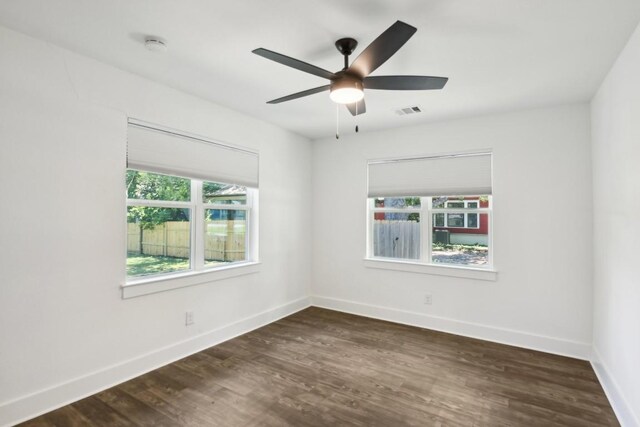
[395,106,422,116]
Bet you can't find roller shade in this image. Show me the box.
[368,153,492,197]
[127,123,259,187]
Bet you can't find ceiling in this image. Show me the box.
[0,0,639,140]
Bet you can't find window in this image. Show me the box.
[367,153,493,270]
[127,170,255,279]
[369,196,491,267]
[125,120,259,285]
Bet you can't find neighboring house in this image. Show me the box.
[204,184,247,220]
[432,197,489,246]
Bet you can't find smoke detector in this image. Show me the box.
[144,37,167,53]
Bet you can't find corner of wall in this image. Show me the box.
[591,346,640,427]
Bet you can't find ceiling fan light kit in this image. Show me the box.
[329,74,364,104]
[253,20,448,134]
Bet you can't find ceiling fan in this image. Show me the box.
[252,20,448,117]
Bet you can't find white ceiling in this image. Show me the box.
[0,0,639,140]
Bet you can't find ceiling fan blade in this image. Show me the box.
[348,21,417,77]
[364,75,448,90]
[267,85,330,104]
[253,48,336,80]
[346,98,366,116]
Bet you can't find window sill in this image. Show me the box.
[121,261,261,299]
[363,258,497,281]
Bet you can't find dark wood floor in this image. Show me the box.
[20,307,617,426]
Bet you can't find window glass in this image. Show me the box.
[203,181,247,205]
[126,170,190,202]
[375,197,421,209]
[433,196,489,208]
[433,213,445,227]
[432,213,489,266]
[372,212,420,260]
[467,213,479,228]
[447,213,465,227]
[126,207,191,277]
[204,209,247,266]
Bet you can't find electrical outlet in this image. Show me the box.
[185,311,194,326]
[424,294,432,305]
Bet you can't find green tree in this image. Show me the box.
[126,170,190,202]
[126,170,190,229]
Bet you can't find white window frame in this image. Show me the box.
[123,170,259,298]
[366,196,494,276]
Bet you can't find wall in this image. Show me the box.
[590,20,640,427]
[312,104,594,359]
[0,26,311,425]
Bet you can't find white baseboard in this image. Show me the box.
[591,347,640,427]
[311,295,591,360]
[0,297,311,427]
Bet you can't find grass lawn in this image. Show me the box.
[127,253,190,277]
[432,243,488,252]
[431,243,488,265]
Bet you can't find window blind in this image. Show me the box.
[368,152,492,197]
[127,122,259,188]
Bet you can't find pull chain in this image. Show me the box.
[335,104,339,140]
[355,102,359,133]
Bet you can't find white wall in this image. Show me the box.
[591,20,640,427]
[0,26,311,425]
[312,104,594,358]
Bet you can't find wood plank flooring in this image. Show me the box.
[19,307,618,426]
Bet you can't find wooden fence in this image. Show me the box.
[373,220,420,259]
[127,221,246,262]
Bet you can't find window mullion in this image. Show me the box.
[371,208,422,213]
[430,208,488,213]
[204,203,250,210]
[192,180,204,271]
[246,188,255,262]
[126,199,192,208]
[488,198,494,268]
[367,198,373,258]
[423,197,431,264]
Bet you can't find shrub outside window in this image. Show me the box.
[126,170,255,280]
[368,196,492,268]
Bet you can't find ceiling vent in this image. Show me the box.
[395,106,422,116]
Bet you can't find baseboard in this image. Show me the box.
[591,347,639,427]
[311,295,591,360]
[0,296,311,427]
